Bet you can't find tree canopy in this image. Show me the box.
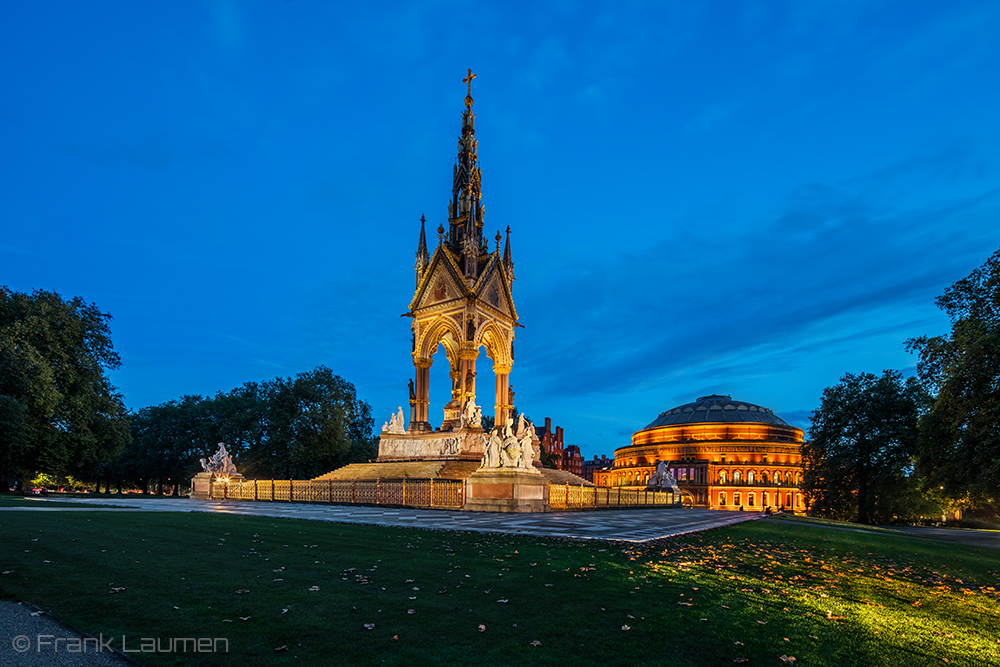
[803,370,930,524]
[0,288,130,490]
[907,247,1000,504]
[115,366,376,492]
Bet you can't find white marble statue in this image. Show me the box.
[200,443,238,475]
[384,407,406,434]
[483,430,501,468]
[455,399,484,431]
[517,430,534,470]
[647,461,679,489]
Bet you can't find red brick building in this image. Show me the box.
[562,445,583,476]
[581,454,614,483]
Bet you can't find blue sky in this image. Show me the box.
[3,1,999,458]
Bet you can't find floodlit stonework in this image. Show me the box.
[593,395,805,512]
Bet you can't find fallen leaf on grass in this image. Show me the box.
[407,609,415,615]
[679,602,693,606]
[281,609,289,615]
[621,625,630,631]
[497,599,508,603]
[757,620,767,625]
[223,619,233,623]
[478,624,486,633]
[275,645,288,652]
[1,571,11,575]
[530,640,542,646]
[544,584,554,587]
[240,617,251,621]
[779,656,796,663]
[308,586,320,591]
[734,642,743,646]
[733,659,748,664]
[721,605,730,609]
[235,589,249,595]
[364,623,375,630]
[109,587,125,594]
[392,635,398,641]
[173,606,179,610]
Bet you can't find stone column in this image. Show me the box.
[493,364,511,426]
[411,360,432,431]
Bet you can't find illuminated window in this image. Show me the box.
[719,471,727,484]
[786,492,792,507]
[719,492,726,505]
[763,492,769,506]
[747,471,755,484]
[749,493,755,506]
[774,472,780,484]
[734,492,741,506]
[733,471,742,484]
[678,468,687,480]
[785,472,791,484]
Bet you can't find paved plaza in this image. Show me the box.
[5,496,759,542]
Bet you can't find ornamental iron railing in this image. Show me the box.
[210,478,465,509]
[548,484,680,510]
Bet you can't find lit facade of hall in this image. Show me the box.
[593,395,805,512]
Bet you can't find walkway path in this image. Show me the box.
[6,497,759,543]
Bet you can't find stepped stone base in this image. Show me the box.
[312,458,595,513]
[464,468,548,513]
[313,459,482,482]
[190,472,243,500]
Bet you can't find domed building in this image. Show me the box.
[593,395,805,512]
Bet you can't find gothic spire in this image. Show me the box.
[415,214,429,284]
[503,225,514,279]
[449,68,483,280]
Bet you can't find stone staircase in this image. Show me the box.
[313,461,593,485]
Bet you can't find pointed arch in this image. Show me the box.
[477,321,511,368]
[417,315,463,363]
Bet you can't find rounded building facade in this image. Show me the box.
[593,395,805,512]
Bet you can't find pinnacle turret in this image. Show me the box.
[415,214,429,285]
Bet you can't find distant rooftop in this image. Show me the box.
[642,394,791,429]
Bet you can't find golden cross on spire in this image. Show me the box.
[463,68,476,109]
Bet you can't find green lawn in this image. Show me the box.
[1,509,997,666]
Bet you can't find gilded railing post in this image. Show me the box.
[328,479,333,503]
[403,479,407,506]
[430,478,434,508]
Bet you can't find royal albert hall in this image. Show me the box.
[593,395,806,512]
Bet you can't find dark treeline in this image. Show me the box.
[104,366,376,494]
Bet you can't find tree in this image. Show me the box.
[907,248,1000,505]
[0,288,130,491]
[803,370,930,524]
[115,365,376,489]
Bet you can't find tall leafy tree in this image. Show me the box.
[804,370,929,524]
[115,366,376,489]
[0,288,130,490]
[907,248,1000,505]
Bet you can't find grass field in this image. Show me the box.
[1,508,998,666]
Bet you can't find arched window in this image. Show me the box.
[785,472,791,484]
[718,470,727,484]
[795,474,802,486]
[733,471,742,484]
[747,471,755,484]
[774,472,780,484]
[644,473,650,483]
